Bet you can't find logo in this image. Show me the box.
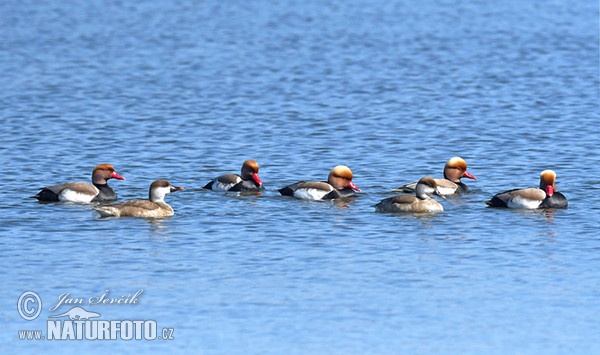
[17,290,174,341]
[48,306,101,320]
[17,291,42,321]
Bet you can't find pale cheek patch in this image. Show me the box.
[507,196,542,209]
[59,189,96,203]
[152,187,172,202]
[294,188,329,200]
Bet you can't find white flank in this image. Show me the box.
[294,188,330,201]
[214,178,240,191]
[214,183,234,191]
[59,189,96,203]
[437,186,457,195]
[507,196,542,209]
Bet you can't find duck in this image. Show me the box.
[396,157,477,195]
[95,180,184,218]
[486,170,567,209]
[203,160,263,192]
[31,164,125,203]
[376,177,445,213]
[278,165,361,200]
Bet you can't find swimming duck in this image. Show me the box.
[31,164,125,203]
[376,177,445,213]
[397,157,476,195]
[203,160,263,191]
[486,170,567,209]
[278,165,360,200]
[95,180,183,218]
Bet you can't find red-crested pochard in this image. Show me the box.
[376,177,445,213]
[486,170,568,209]
[203,160,263,192]
[31,164,125,203]
[397,157,477,195]
[95,180,184,218]
[278,165,361,200]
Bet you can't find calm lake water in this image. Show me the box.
[1,0,599,353]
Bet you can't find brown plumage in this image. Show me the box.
[95,180,183,218]
[376,177,445,213]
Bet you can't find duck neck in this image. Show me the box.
[415,186,431,200]
[149,190,166,203]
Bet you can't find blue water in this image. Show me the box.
[1,0,599,353]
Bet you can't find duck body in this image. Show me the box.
[204,160,263,192]
[398,157,476,195]
[400,178,470,195]
[376,177,445,213]
[278,165,360,201]
[375,194,444,213]
[95,180,183,218]
[203,174,262,192]
[278,181,357,200]
[486,188,568,209]
[96,200,176,218]
[486,170,568,209]
[32,164,125,203]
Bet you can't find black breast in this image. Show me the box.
[229,180,262,192]
[455,182,470,194]
[323,187,356,200]
[540,191,568,209]
[92,184,117,202]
